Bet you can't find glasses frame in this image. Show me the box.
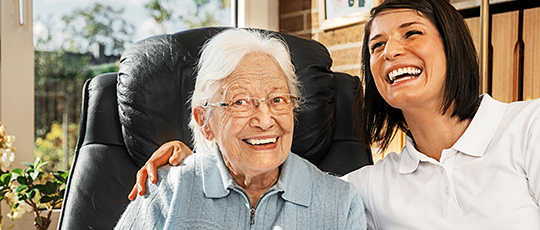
[204,94,298,117]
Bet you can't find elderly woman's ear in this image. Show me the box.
[193,106,214,140]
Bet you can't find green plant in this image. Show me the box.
[0,158,69,230]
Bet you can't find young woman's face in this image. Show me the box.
[368,9,447,112]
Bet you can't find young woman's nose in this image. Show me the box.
[383,38,405,60]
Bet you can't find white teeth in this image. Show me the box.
[244,138,277,145]
[393,76,415,83]
[388,67,421,82]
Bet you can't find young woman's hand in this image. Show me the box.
[127,140,193,200]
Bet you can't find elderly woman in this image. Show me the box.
[115,29,366,229]
[130,0,540,229]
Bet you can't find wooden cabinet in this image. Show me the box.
[523,7,540,101]
[457,1,540,102]
[491,10,520,103]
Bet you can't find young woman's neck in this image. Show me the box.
[402,107,471,161]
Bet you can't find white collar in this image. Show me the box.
[399,94,507,174]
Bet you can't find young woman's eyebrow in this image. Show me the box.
[400,21,424,29]
[369,34,382,43]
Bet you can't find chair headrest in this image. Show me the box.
[118,27,337,167]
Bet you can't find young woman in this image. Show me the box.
[343,0,540,229]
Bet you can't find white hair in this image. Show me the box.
[189,28,300,153]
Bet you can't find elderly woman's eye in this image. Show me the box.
[232,98,249,107]
[271,96,285,104]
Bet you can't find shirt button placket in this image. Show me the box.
[440,167,449,195]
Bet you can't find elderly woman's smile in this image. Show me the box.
[243,136,278,146]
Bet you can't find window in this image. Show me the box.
[33,0,232,172]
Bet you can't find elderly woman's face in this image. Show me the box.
[368,9,447,111]
[206,52,294,176]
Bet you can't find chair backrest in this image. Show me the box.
[58,27,372,230]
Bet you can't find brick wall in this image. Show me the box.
[279,0,372,77]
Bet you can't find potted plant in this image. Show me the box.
[1,158,68,230]
[0,122,69,230]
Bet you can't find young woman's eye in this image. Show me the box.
[405,30,423,38]
[371,42,385,52]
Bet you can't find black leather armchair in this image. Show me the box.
[57,27,372,229]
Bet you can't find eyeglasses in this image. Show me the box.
[204,94,298,117]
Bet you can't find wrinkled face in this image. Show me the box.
[368,9,447,112]
[205,52,294,176]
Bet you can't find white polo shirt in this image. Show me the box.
[343,94,540,230]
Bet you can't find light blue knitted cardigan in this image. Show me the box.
[115,149,366,229]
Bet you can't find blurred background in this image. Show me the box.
[33,0,232,173]
[31,0,540,171]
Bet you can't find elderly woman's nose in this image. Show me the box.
[250,103,276,129]
[383,38,405,60]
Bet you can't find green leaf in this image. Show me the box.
[1,173,12,184]
[11,168,23,175]
[25,189,36,200]
[36,181,59,195]
[35,215,43,226]
[17,176,28,186]
[53,174,65,183]
[25,168,34,175]
[33,157,41,168]
[53,171,69,184]
[31,169,40,181]
[40,196,54,203]
[22,161,34,168]
[35,161,49,170]
[13,184,28,193]
[10,174,19,183]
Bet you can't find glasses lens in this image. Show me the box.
[269,95,295,112]
[229,98,253,112]
[226,95,296,117]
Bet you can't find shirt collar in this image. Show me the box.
[452,94,506,157]
[276,153,311,207]
[201,149,232,198]
[399,94,507,174]
[399,136,432,173]
[201,150,312,207]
